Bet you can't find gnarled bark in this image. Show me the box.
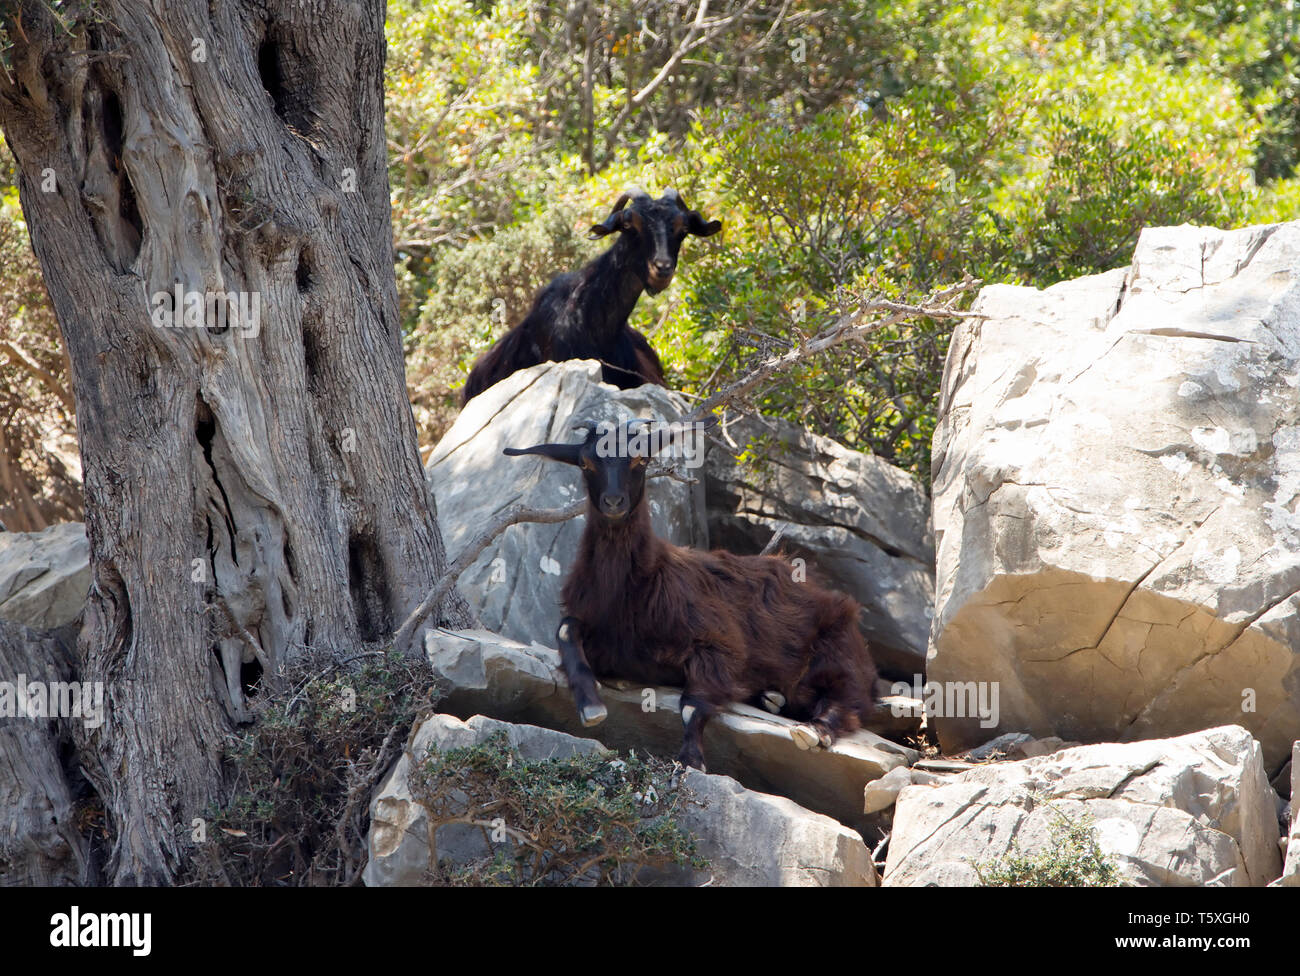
[0,620,90,886]
[0,0,471,884]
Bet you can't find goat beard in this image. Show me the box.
[645,272,673,294]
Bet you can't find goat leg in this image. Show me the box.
[676,693,714,772]
[793,698,851,750]
[556,617,607,727]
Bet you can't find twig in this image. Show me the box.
[683,277,981,424]
[394,498,587,654]
[759,522,788,556]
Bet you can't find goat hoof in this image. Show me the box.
[672,757,705,782]
[761,690,785,714]
[579,702,608,727]
[791,724,820,751]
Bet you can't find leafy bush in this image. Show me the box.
[391,0,1300,482]
[974,803,1127,887]
[409,731,705,886]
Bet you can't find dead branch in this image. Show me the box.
[682,276,982,424]
[395,497,586,654]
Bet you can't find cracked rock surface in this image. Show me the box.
[930,222,1300,767]
[0,523,90,630]
[426,360,707,644]
[884,725,1282,886]
[705,410,935,677]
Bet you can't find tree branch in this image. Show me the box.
[0,340,75,414]
[682,277,982,424]
[395,497,586,654]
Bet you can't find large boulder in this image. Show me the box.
[930,222,1300,767]
[423,628,915,834]
[365,713,877,886]
[706,411,934,678]
[0,523,89,630]
[426,360,706,647]
[884,726,1282,887]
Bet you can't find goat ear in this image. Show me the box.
[686,212,722,237]
[589,193,635,238]
[588,213,624,238]
[503,443,584,466]
[589,210,636,238]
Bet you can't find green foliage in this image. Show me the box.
[391,1,1300,481]
[185,651,441,887]
[409,731,705,886]
[8,2,1300,497]
[974,803,1127,887]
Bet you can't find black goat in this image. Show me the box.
[462,189,721,404]
[504,420,879,771]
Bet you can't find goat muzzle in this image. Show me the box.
[646,268,674,293]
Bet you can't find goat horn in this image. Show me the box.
[612,186,651,211]
[662,188,686,208]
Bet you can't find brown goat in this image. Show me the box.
[504,420,879,771]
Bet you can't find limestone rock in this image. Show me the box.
[425,360,706,648]
[659,769,878,886]
[930,223,1300,767]
[863,765,915,814]
[365,713,877,887]
[0,523,89,630]
[424,627,916,833]
[1012,736,1080,760]
[706,410,934,677]
[967,732,1034,760]
[885,726,1282,887]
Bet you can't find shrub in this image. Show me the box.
[409,731,706,886]
[183,650,441,887]
[974,802,1127,887]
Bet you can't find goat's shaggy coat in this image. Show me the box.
[506,423,878,770]
[462,237,666,402]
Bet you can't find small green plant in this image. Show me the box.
[184,649,441,887]
[974,801,1127,887]
[409,731,707,886]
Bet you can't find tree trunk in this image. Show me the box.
[0,0,471,884]
[0,620,91,885]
